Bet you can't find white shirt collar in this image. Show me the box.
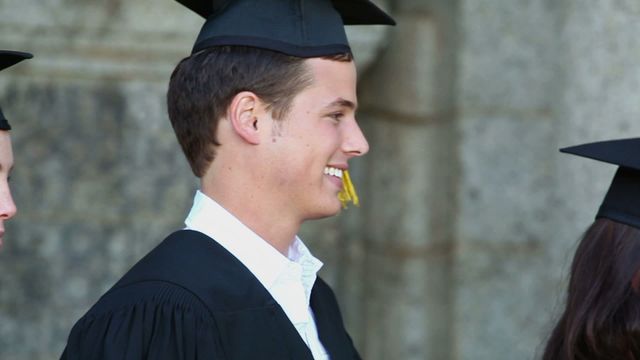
[184,191,328,357]
[184,190,323,301]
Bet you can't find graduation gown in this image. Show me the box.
[61,230,361,360]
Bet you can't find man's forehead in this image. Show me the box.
[299,60,357,101]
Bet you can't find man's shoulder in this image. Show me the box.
[98,230,274,314]
[79,277,213,325]
[113,230,226,288]
[73,231,219,321]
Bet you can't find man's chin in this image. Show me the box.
[305,201,342,220]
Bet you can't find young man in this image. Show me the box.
[61,1,394,359]
[0,50,32,249]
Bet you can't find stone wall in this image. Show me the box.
[353,1,459,358]
[453,1,640,359]
[453,0,562,357]
[3,0,640,359]
[0,1,201,358]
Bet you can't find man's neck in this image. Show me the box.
[200,181,301,256]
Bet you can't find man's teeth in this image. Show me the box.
[324,166,343,178]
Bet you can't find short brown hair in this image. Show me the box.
[167,46,316,177]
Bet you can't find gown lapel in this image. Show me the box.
[311,279,361,360]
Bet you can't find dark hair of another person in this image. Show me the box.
[167,45,352,177]
[542,218,640,360]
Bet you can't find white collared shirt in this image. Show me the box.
[184,190,330,360]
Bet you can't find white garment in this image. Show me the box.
[184,190,330,360]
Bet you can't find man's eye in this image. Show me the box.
[329,113,344,122]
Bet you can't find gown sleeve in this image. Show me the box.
[60,281,224,360]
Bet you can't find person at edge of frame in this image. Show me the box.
[543,138,640,360]
[0,50,32,249]
[60,1,395,359]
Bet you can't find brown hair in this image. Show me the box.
[543,218,640,359]
[167,46,318,177]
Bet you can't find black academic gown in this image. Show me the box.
[60,230,361,360]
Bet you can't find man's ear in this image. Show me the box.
[228,91,262,145]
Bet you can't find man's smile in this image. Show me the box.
[323,166,344,179]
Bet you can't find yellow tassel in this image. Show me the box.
[338,170,360,209]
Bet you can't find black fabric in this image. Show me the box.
[560,138,640,171]
[0,50,32,72]
[596,167,640,229]
[179,0,394,56]
[0,107,10,131]
[178,0,232,18]
[178,0,395,24]
[61,230,361,359]
[193,36,351,58]
[561,138,640,227]
[331,0,394,25]
[0,50,32,131]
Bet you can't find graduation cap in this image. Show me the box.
[176,0,396,57]
[561,138,640,228]
[0,50,33,131]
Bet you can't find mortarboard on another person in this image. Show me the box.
[61,1,395,359]
[543,138,640,360]
[0,50,32,249]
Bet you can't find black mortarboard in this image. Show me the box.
[560,138,640,228]
[0,50,33,131]
[177,0,396,57]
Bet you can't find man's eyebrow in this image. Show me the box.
[324,98,357,111]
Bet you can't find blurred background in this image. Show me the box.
[2,0,640,359]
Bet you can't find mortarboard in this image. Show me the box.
[560,138,640,228]
[176,0,396,57]
[0,50,33,131]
